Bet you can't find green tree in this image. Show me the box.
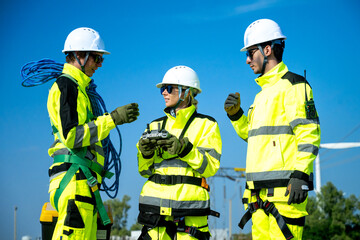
[304,182,360,240]
[104,195,131,236]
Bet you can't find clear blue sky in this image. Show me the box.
[1,0,360,239]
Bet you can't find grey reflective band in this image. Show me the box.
[50,139,61,148]
[298,144,319,156]
[94,144,105,158]
[196,147,221,174]
[139,195,210,209]
[155,159,190,169]
[88,144,105,158]
[290,118,320,129]
[74,125,85,148]
[52,148,71,157]
[248,125,294,138]
[49,171,66,182]
[198,147,221,161]
[246,170,293,182]
[88,121,98,145]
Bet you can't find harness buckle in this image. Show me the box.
[262,200,274,215]
[249,201,260,214]
[160,175,167,184]
[201,177,210,191]
[87,176,99,191]
[185,226,197,237]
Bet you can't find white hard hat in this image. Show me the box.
[241,19,286,52]
[156,66,202,93]
[63,27,110,54]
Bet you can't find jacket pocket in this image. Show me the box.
[271,136,285,170]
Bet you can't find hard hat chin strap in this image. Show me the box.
[258,45,267,76]
[169,86,192,117]
[73,52,90,73]
[258,40,284,76]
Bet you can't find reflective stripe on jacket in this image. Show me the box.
[137,105,222,217]
[229,62,320,192]
[47,63,115,182]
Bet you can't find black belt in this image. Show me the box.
[49,162,96,180]
[148,174,210,191]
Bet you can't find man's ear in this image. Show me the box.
[264,45,272,57]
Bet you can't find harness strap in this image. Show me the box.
[179,111,197,140]
[53,154,114,179]
[238,193,295,240]
[138,217,210,240]
[52,155,112,226]
[148,174,210,191]
[53,164,79,211]
[79,165,112,225]
[175,217,210,240]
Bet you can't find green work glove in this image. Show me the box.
[157,136,190,156]
[110,103,139,125]
[138,138,157,157]
[224,92,241,116]
[285,178,309,205]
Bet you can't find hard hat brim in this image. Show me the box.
[62,49,110,55]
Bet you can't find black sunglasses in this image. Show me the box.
[90,53,104,64]
[246,48,259,60]
[160,85,175,94]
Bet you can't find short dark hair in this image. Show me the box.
[65,51,87,63]
[260,40,285,62]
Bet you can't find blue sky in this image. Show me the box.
[1,0,360,239]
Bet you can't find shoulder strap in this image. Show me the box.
[179,111,197,140]
[59,73,79,86]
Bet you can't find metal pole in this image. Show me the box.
[315,154,321,194]
[14,206,17,240]
[229,199,232,240]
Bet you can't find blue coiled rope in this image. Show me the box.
[21,58,122,198]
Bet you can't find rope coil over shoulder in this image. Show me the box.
[21,59,123,199]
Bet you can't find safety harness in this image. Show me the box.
[139,216,212,240]
[138,110,219,239]
[50,74,114,226]
[238,190,305,240]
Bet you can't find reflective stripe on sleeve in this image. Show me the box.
[298,144,319,156]
[196,147,221,174]
[290,118,319,129]
[74,125,85,148]
[88,121,99,145]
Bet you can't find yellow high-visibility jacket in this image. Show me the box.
[229,62,320,205]
[47,63,115,183]
[137,105,222,217]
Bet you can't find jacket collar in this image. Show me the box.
[254,61,288,89]
[62,63,92,88]
[164,105,196,128]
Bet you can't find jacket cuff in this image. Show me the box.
[228,108,244,121]
[178,141,193,158]
[291,170,314,190]
[142,152,154,159]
